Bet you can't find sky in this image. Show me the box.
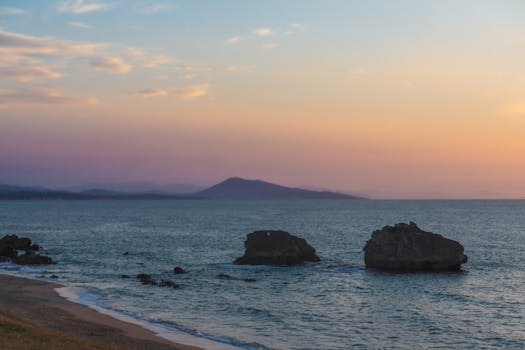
[1,0,525,198]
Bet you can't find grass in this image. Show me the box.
[0,310,120,350]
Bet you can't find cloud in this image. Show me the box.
[223,65,254,73]
[125,47,174,68]
[57,0,113,14]
[224,36,241,46]
[90,56,132,74]
[68,21,92,29]
[0,29,103,82]
[262,42,278,50]
[171,84,209,99]
[506,103,525,115]
[0,64,62,82]
[132,88,169,97]
[0,29,102,56]
[131,84,209,99]
[0,7,26,15]
[0,88,96,107]
[284,23,305,35]
[253,28,273,37]
[132,2,177,14]
[348,68,367,76]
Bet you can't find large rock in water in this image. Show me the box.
[0,234,53,265]
[363,222,467,271]
[234,230,320,265]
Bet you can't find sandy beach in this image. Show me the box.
[0,273,202,350]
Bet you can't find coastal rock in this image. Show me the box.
[234,230,320,266]
[363,222,468,271]
[12,252,53,265]
[136,274,179,288]
[0,234,53,265]
[173,266,186,274]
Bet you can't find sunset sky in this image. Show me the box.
[1,0,525,198]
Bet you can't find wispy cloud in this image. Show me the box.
[284,23,305,35]
[125,47,174,68]
[262,42,278,50]
[506,103,525,115]
[90,56,132,74]
[0,88,97,107]
[253,28,273,37]
[0,29,103,82]
[68,21,92,29]
[0,64,62,82]
[131,83,209,99]
[132,1,176,14]
[0,7,26,15]
[57,0,113,14]
[131,88,169,97]
[224,36,241,46]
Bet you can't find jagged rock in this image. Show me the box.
[363,222,468,271]
[12,252,53,265]
[173,266,186,274]
[120,274,130,278]
[0,234,52,265]
[234,230,320,266]
[50,275,59,279]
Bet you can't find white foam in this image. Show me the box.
[55,286,243,350]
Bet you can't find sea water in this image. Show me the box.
[0,199,524,349]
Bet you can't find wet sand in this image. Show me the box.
[0,273,202,350]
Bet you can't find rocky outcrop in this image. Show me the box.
[136,273,179,288]
[0,234,53,265]
[234,230,320,266]
[363,222,468,271]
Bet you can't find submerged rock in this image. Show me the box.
[234,230,320,266]
[0,234,53,265]
[136,273,179,288]
[363,222,468,271]
[217,273,256,282]
[173,266,186,274]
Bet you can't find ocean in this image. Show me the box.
[0,199,524,349]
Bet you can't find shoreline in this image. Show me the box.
[0,273,205,350]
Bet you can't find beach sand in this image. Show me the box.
[0,273,202,350]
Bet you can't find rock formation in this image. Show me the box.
[234,230,320,266]
[363,222,468,271]
[0,234,53,265]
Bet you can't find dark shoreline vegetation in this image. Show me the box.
[0,177,365,200]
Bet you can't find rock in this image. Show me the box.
[173,266,186,274]
[158,280,179,288]
[136,274,179,288]
[363,222,468,271]
[234,230,320,266]
[0,234,52,265]
[50,274,59,279]
[12,252,53,265]
[0,234,35,251]
[123,251,129,256]
[217,273,256,283]
[120,274,130,278]
[136,273,154,285]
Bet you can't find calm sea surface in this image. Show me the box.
[0,200,524,349]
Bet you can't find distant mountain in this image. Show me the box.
[196,177,365,199]
[0,184,192,200]
[65,182,204,194]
